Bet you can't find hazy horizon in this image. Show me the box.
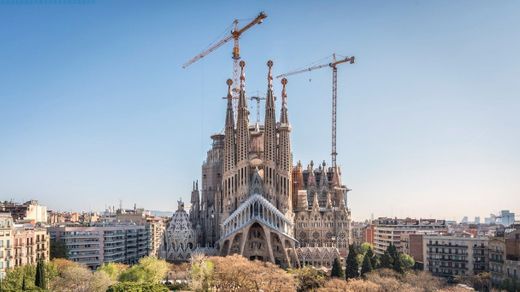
[1,1,519,221]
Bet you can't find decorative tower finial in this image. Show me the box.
[239,60,246,90]
[226,79,233,100]
[267,60,273,89]
[280,78,289,124]
[281,78,287,98]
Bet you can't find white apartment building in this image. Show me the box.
[49,223,149,269]
[373,217,447,255]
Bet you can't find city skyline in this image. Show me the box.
[1,1,519,221]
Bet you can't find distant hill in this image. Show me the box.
[150,210,174,217]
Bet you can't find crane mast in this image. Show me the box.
[183,12,267,113]
[277,54,355,168]
[250,95,266,124]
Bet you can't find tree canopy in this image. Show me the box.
[345,244,359,280]
[330,257,344,278]
[361,251,373,276]
[119,257,169,283]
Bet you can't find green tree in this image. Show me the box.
[387,244,398,260]
[366,247,377,268]
[106,282,169,292]
[383,244,406,273]
[22,275,27,291]
[359,243,372,255]
[119,257,169,283]
[289,266,326,292]
[399,253,415,271]
[1,264,36,291]
[90,270,116,292]
[330,258,344,278]
[345,244,359,280]
[380,251,392,269]
[190,254,214,292]
[361,252,373,276]
[50,239,68,259]
[35,258,46,289]
[98,262,128,281]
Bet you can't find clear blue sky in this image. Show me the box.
[1,0,519,221]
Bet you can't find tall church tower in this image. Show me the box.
[277,78,292,214]
[222,79,236,219]
[235,61,250,209]
[189,180,200,225]
[263,60,277,205]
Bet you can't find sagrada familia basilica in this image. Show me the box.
[162,60,351,268]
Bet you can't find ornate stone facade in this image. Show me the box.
[160,201,196,263]
[292,160,351,258]
[190,60,351,268]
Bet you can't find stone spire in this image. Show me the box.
[312,191,320,212]
[278,78,291,172]
[236,60,250,163]
[263,60,277,204]
[280,78,289,124]
[277,77,292,213]
[307,161,316,187]
[264,60,277,163]
[326,192,333,209]
[190,181,200,228]
[331,165,342,187]
[320,161,329,187]
[223,79,236,173]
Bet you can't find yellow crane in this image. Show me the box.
[183,12,267,111]
[276,54,355,168]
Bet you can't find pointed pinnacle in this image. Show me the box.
[239,60,246,90]
[267,60,273,89]
[226,79,233,99]
[281,78,288,101]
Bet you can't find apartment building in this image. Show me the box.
[350,222,366,246]
[489,235,506,284]
[99,206,165,258]
[373,217,447,255]
[0,200,47,223]
[0,213,13,278]
[0,213,49,278]
[147,217,165,257]
[489,228,520,287]
[12,225,49,267]
[49,223,149,269]
[423,235,488,279]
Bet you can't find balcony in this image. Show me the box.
[427,243,468,248]
[427,257,467,263]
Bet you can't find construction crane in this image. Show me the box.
[183,12,267,112]
[276,54,355,168]
[250,95,266,124]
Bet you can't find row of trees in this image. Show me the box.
[187,253,458,292]
[0,257,170,292]
[190,254,296,291]
[334,243,415,280]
